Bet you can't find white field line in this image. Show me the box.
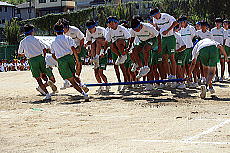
[132,139,230,145]
[184,119,230,141]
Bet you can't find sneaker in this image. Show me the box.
[43,94,51,101]
[47,80,58,93]
[60,80,71,90]
[171,82,178,88]
[201,77,207,85]
[213,76,219,82]
[122,85,129,91]
[208,87,215,94]
[36,86,46,95]
[105,86,111,92]
[131,63,138,72]
[84,94,90,102]
[189,82,199,88]
[82,85,89,93]
[219,77,224,82]
[177,83,186,89]
[136,66,150,79]
[158,83,166,89]
[200,85,207,99]
[145,84,154,91]
[119,54,127,65]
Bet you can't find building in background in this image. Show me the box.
[35,0,75,17]
[76,0,91,9]
[0,1,15,27]
[15,1,36,20]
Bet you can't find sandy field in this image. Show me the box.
[0,65,230,153]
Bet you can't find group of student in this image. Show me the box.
[18,7,230,101]
[0,59,30,72]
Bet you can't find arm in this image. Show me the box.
[162,21,179,35]
[52,53,57,61]
[176,45,186,52]
[218,45,227,61]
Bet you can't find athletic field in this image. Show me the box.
[0,65,230,153]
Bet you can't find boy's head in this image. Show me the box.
[54,24,64,35]
[178,16,187,28]
[58,18,70,33]
[215,18,223,28]
[107,16,119,30]
[150,8,161,19]
[86,20,97,33]
[195,21,201,30]
[131,18,142,32]
[24,24,35,36]
[200,21,208,31]
[173,25,180,32]
[223,19,229,29]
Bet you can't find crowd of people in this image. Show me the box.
[0,59,30,72]
[17,7,230,101]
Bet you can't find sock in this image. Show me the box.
[95,54,99,58]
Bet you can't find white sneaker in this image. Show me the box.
[60,80,71,90]
[145,84,154,91]
[177,83,186,89]
[136,66,150,78]
[131,63,138,72]
[47,80,58,93]
[36,86,46,95]
[119,54,127,64]
[105,86,111,92]
[200,85,207,99]
[43,94,51,101]
[208,87,215,94]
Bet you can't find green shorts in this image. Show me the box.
[135,37,157,48]
[175,50,187,66]
[185,48,193,64]
[162,35,176,55]
[99,54,108,70]
[46,67,54,78]
[199,45,219,67]
[124,54,132,68]
[149,45,163,65]
[225,46,230,59]
[28,55,47,78]
[57,54,76,80]
[77,46,88,62]
[111,51,119,61]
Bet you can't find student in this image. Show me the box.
[196,21,212,39]
[59,18,86,77]
[128,18,162,78]
[18,24,51,101]
[223,20,230,79]
[178,16,198,87]
[211,18,225,82]
[189,38,227,99]
[195,22,201,31]
[85,20,107,69]
[51,24,89,101]
[150,8,178,81]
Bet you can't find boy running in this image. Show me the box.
[51,24,89,101]
[18,24,51,101]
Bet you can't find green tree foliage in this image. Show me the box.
[4,19,20,45]
[1,0,27,5]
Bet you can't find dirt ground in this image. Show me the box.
[0,65,230,153]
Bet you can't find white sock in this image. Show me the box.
[95,54,99,58]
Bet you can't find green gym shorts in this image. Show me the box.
[28,55,47,78]
[57,54,76,80]
[77,46,88,62]
[162,35,176,55]
[99,54,108,70]
[175,50,187,66]
[199,45,219,67]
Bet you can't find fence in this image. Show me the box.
[0,45,18,60]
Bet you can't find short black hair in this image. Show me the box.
[178,16,187,23]
[24,24,34,35]
[132,15,144,22]
[86,20,97,28]
[54,24,64,35]
[58,18,69,28]
[200,21,208,26]
[223,19,230,24]
[131,18,141,29]
[215,18,223,23]
[150,7,160,16]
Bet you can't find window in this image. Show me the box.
[16,9,20,14]
[50,0,57,2]
[39,0,46,3]
[5,6,7,12]
[2,19,5,24]
[0,7,2,12]
[28,8,31,13]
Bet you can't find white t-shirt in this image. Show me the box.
[18,35,45,59]
[130,23,159,41]
[211,27,225,45]
[192,38,220,60]
[51,35,76,59]
[86,26,107,42]
[224,29,230,47]
[174,32,186,50]
[35,36,55,49]
[153,13,176,37]
[105,25,131,43]
[45,53,58,67]
[65,26,85,47]
[0,64,4,72]
[179,25,196,48]
[196,30,212,39]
